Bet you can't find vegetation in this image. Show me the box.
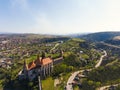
[116,85,120,90]
[54,73,71,90]
[52,38,100,77]
[81,61,120,90]
[77,32,120,42]
[42,77,54,90]
[88,66,120,83]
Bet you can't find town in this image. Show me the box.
[0,33,120,90]
[1,0,120,90]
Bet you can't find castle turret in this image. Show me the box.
[23,59,28,79]
[35,54,42,66]
[23,59,28,71]
[37,54,40,60]
[41,51,46,59]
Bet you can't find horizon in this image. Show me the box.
[1,31,120,35]
[1,0,120,34]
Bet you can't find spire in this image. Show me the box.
[28,60,36,70]
[23,59,28,70]
[37,54,40,60]
[41,51,45,59]
[35,54,42,66]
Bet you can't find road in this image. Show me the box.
[66,71,81,90]
[98,83,120,90]
[50,43,59,52]
[101,42,120,49]
[95,50,107,68]
[66,50,107,90]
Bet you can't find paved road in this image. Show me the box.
[66,71,81,90]
[98,83,120,90]
[66,50,107,90]
[95,50,107,68]
[101,42,120,49]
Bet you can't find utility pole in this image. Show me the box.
[38,76,42,90]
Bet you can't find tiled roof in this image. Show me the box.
[41,58,52,65]
[27,57,52,70]
[28,61,36,70]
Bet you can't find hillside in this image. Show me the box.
[0,33,69,39]
[100,35,120,47]
[76,32,120,42]
[81,50,120,90]
[82,61,120,90]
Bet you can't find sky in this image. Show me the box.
[0,0,120,34]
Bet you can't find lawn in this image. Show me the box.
[41,73,71,90]
[74,86,79,90]
[42,77,54,90]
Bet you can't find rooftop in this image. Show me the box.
[27,56,53,70]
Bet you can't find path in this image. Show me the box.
[95,50,107,68]
[54,78,60,87]
[50,43,59,52]
[101,42,120,49]
[66,71,81,90]
[98,83,120,90]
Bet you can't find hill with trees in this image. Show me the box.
[75,32,120,42]
[81,59,120,90]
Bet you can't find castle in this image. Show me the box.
[19,53,53,81]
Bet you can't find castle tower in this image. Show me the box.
[35,54,42,66]
[23,59,28,79]
[41,51,45,59]
[23,59,28,71]
[37,54,40,60]
[41,51,46,64]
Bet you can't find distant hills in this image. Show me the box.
[75,32,120,42]
[0,33,70,43]
[0,33,68,38]
[2,32,120,42]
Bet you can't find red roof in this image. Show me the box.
[27,57,52,70]
[41,58,52,65]
[28,61,36,70]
